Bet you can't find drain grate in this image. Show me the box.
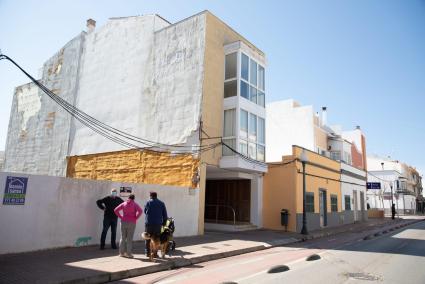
[345,272,382,281]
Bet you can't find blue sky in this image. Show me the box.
[1,0,424,173]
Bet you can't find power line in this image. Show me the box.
[0,54,220,155]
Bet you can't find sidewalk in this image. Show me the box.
[0,217,422,284]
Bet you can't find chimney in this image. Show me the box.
[321,107,327,126]
[86,19,96,33]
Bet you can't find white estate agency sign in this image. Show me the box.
[3,176,28,205]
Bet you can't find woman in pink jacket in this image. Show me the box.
[114,194,142,258]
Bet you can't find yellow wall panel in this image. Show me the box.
[67,149,200,188]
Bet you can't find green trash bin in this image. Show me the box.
[280,209,289,228]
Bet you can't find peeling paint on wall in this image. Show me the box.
[3,33,85,176]
[67,149,200,188]
[16,84,41,131]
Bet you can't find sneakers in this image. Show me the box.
[119,253,134,258]
[126,254,134,258]
[119,253,126,257]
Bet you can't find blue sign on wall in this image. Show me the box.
[366,182,381,190]
[3,176,28,205]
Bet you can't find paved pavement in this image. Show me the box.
[0,217,420,284]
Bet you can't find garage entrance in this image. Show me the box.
[205,179,251,224]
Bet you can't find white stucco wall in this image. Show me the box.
[341,163,367,219]
[4,34,85,176]
[342,129,363,154]
[0,172,199,254]
[266,99,315,162]
[70,14,206,155]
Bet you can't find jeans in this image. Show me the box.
[120,221,136,255]
[100,217,118,248]
[145,224,162,254]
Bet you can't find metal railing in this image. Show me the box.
[205,204,236,225]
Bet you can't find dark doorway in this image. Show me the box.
[319,189,327,227]
[205,179,251,224]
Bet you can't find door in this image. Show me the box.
[360,191,365,221]
[353,190,358,222]
[319,190,327,227]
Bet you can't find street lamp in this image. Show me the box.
[390,182,395,219]
[300,149,309,235]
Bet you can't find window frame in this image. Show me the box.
[344,195,351,211]
[306,192,315,213]
[331,195,338,212]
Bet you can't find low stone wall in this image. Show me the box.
[368,209,385,218]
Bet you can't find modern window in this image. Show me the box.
[225,53,237,80]
[224,53,237,98]
[223,109,236,137]
[306,192,315,213]
[258,117,265,144]
[223,49,266,162]
[239,110,248,156]
[331,195,338,212]
[238,52,265,107]
[258,65,265,91]
[223,109,236,156]
[250,59,257,86]
[344,195,351,211]
[240,80,249,99]
[238,109,266,162]
[241,53,249,81]
[224,80,237,98]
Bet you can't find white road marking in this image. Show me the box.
[239,257,264,265]
[157,279,176,284]
[234,269,268,282]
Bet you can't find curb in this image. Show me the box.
[362,219,424,241]
[60,219,424,284]
[60,241,299,284]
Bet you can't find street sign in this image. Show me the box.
[3,176,28,205]
[367,182,381,189]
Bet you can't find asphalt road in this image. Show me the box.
[115,220,425,284]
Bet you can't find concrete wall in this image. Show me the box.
[0,172,199,254]
[266,100,315,162]
[4,34,85,176]
[0,151,4,171]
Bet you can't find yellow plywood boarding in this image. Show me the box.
[67,149,200,188]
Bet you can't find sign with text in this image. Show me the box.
[3,176,28,205]
[119,186,132,197]
[367,182,381,190]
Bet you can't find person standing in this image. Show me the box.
[114,194,142,258]
[144,191,168,257]
[96,188,124,250]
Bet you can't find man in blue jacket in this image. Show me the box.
[144,191,168,256]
